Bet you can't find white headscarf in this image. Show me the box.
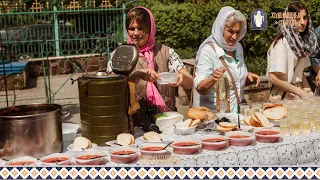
[196,6,247,61]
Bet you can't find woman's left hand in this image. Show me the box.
[167,72,183,87]
[247,72,260,87]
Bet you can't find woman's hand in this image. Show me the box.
[247,72,260,87]
[168,72,183,87]
[212,68,225,81]
[139,68,160,82]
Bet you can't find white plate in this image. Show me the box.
[67,143,98,152]
[105,139,143,147]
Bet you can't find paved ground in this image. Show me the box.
[0,73,190,124]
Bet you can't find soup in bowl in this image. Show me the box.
[200,135,228,150]
[74,150,106,165]
[109,147,139,164]
[40,153,71,166]
[254,127,281,143]
[6,156,38,166]
[171,140,200,155]
[139,143,170,156]
[225,131,254,146]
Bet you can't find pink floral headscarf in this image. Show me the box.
[127,6,167,112]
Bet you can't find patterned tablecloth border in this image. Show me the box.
[1,167,320,179]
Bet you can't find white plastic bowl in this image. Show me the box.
[174,122,196,135]
[74,150,106,165]
[171,140,200,155]
[40,153,72,166]
[157,72,178,84]
[225,131,255,146]
[6,156,38,166]
[254,127,281,143]
[200,135,228,150]
[109,147,139,164]
[62,123,79,141]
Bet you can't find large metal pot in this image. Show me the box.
[0,103,68,160]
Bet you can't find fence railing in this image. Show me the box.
[0,0,128,108]
[0,0,126,61]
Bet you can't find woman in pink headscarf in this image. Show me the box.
[126,6,193,112]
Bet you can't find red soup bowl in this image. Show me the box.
[40,153,71,166]
[171,140,200,155]
[200,135,228,150]
[6,156,38,166]
[109,147,139,164]
[254,127,281,143]
[74,150,106,165]
[225,131,254,146]
[139,143,170,156]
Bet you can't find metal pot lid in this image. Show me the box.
[110,44,139,76]
[0,103,62,118]
[81,72,123,79]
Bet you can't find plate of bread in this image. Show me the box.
[243,104,286,128]
[67,137,97,152]
[215,113,252,133]
[140,131,172,143]
[187,106,216,128]
[106,133,142,147]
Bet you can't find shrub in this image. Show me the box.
[129,0,319,75]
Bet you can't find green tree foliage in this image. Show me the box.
[129,0,320,75]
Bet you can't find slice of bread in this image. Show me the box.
[263,106,286,120]
[243,116,251,126]
[72,137,91,151]
[198,106,210,111]
[250,115,262,127]
[191,119,201,127]
[219,122,238,129]
[254,112,270,127]
[217,125,233,133]
[263,103,282,110]
[143,131,162,142]
[117,133,133,146]
[129,133,135,145]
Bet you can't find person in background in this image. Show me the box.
[125,6,193,112]
[193,6,260,113]
[267,1,317,100]
[108,6,193,132]
[310,26,320,90]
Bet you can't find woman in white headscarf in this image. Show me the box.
[267,1,317,100]
[193,6,260,113]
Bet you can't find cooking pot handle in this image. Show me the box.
[61,109,70,118]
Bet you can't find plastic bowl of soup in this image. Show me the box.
[139,143,170,156]
[171,140,200,155]
[109,147,139,164]
[254,127,281,143]
[225,131,254,146]
[74,150,106,165]
[40,153,72,166]
[6,156,38,166]
[200,135,228,150]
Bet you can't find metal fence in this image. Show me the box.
[0,0,126,61]
[0,0,128,108]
